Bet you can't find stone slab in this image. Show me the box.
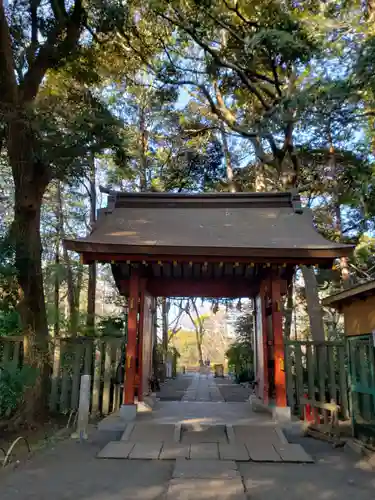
[119,404,137,421]
[120,422,135,441]
[127,424,175,442]
[219,444,250,461]
[189,443,219,459]
[167,478,246,500]
[97,414,127,432]
[129,442,163,459]
[173,458,240,479]
[225,424,236,444]
[97,441,135,459]
[274,444,314,463]
[159,444,190,460]
[234,425,280,445]
[182,424,227,444]
[245,443,283,462]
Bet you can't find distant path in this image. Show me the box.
[215,376,253,402]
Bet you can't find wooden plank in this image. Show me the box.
[294,344,304,412]
[102,341,113,415]
[60,346,71,413]
[359,343,371,420]
[327,345,337,404]
[3,341,11,364]
[348,339,358,430]
[317,344,328,424]
[11,341,20,370]
[338,345,349,419]
[285,344,294,408]
[367,341,375,416]
[92,341,103,414]
[70,343,83,410]
[50,339,61,412]
[306,344,316,404]
[112,344,122,412]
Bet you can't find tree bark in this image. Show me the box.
[86,157,97,332]
[139,105,148,192]
[56,182,79,335]
[219,124,236,193]
[190,298,204,366]
[54,242,60,338]
[301,266,325,341]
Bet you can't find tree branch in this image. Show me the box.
[20,0,86,103]
[0,1,18,106]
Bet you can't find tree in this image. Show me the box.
[0,0,128,417]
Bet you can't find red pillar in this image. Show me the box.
[123,272,139,405]
[137,278,147,402]
[260,280,269,405]
[271,275,287,407]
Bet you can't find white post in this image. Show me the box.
[72,374,91,440]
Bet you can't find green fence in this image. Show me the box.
[347,334,375,445]
[0,335,124,416]
[285,340,349,420]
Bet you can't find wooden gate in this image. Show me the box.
[347,334,375,445]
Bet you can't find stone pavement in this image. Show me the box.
[97,374,314,499]
[1,374,375,499]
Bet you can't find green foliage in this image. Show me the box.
[0,364,38,419]
[96,316,126,338]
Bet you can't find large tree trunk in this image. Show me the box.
[139,105,148,192]
[56,182,79,335]
[86,157,96,332]
[301,266,325,341]
[10,133,50,418]
[190,299,204,366]
[220,125,236,193]
[54,243,60,338]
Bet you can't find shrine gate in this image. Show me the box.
[64,191,351,419]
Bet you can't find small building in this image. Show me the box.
[322,281,375,337]
[64,190,352,420]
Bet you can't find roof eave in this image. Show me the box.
[63,238,353,261]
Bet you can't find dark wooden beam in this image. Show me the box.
[118,278,259,298]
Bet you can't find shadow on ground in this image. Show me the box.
[157,375,193,401]
[0,429,173,500]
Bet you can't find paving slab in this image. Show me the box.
[245,443,283,462]
[219,444,250,461]
[159,444,190,460]
[182,424,227,443]
[189,443,219,459]
[97,441,135,459]
[172,458,240,479]
[126,424,176,442]
[274,443,314,463]
[166,478,246,500]
[129,442,163,460]
[234,425,280,445]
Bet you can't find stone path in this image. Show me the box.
[97,374,314,499]
[2,374,375,500]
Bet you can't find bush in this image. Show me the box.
[0,363,37,419]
